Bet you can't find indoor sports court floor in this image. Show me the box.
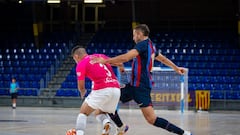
[0,107,239,135]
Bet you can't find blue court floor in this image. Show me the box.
[0,107,239,135]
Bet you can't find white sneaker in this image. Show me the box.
[183,130,192,135]
[115,124,129,135]
[102,122,111,135]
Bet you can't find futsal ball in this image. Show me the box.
[66,128,76,135]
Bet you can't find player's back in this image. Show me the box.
[79,54,120,90]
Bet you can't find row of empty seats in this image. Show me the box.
[55,89,91,97]
[84,31,240,100]
[1,31,239,100]
[0,42,70,91]
[0,89,38,96]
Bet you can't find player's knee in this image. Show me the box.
[76,113,87,131]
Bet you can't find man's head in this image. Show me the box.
[133,24,150,43]
[12,78,16,83]
[71,46,87,63]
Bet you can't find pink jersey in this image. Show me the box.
[76,54,120,90]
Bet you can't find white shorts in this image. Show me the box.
[84,87,120,113]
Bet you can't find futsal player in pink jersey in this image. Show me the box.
[66,46,125,135]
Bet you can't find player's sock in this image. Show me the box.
[12,103,16,109]
[96,114,110,125]
[76,130,84,135]
[108,110,123,128]
[76,113,87,135]
[153,117,184,135]
[183,130,192,135]
[96,114,111,135]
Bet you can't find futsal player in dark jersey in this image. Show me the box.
[93,24,192,135]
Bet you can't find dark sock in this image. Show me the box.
[108,110,123,128]
[153,117,184,135]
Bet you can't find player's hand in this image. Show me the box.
[175,67,186,75]
[80,90,86,99]
[119,65,125,73]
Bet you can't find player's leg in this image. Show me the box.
[76,102,95,135]
[141,106,190,135]
[67,102,95,135]
[108,110,129,135]
[135,87,192,135]
[11,93,17,109]
[92,88,123,135]
[12,98,16,108]
[108,85,132,135]
[95,110,111,135]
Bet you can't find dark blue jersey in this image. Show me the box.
[131,38,156,89]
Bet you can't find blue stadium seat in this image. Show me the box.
[21,81,30,88]
[30,82,39,88]
[25,89,37,96]
[55,89,65,96]
[56,89,79,97]
[0,89,9,95]
[18,89,25,96]
[3,61,11,67]
[225,91,240,100]
[211,91,224,99]
[3,74,11,80]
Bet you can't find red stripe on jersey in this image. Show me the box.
[136,55,142,87]
[131,61,134,86]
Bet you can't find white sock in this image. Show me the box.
[76,130,84,135]
[96,114,110,126]
[103,118,110,125]
[183,130,191,135]
[13,103,16,107]
[76,113,87,134]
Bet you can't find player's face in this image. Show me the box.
[133,29,143,44]
[12,79,16,83]
[72,54,80,63]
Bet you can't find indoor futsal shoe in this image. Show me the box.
[102,122,111,135]
[66,128,76,135]
[183,130,192,135]
[115,124,129,135]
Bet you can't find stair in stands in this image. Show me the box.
[40,33,95,98]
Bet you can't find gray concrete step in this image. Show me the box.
[44,33,95,97]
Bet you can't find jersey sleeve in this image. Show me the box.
[76,63,86,81]
[134,41,147,54]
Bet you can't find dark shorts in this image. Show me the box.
[11,93,18,99]
[120,83,152,108]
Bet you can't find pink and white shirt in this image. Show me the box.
[76,54,120,90]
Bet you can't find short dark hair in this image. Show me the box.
[71,45,87,56]
[134,24,150,36]
[71,45,82,56]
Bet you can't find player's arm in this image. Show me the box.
[118,63,125,73]
[76,64,86,99]
[155,53,186,75]
[77,80,86,99]
[110,62,123,67]
[95,49,139,65]
[107,49,138,64]
[110,63,125,72]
